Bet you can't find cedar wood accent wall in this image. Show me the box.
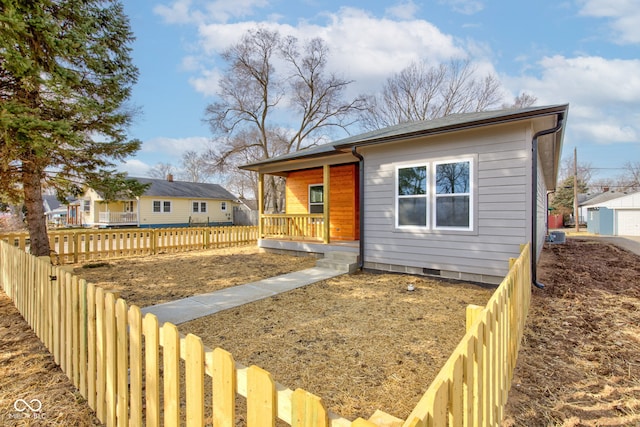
[285,164,360,241]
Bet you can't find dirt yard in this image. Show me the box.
[503,238,640,426]
[0,238,638,425]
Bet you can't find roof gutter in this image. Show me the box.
[351,146,365,270]
[531,112,565,289]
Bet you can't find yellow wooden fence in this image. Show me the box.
[0,225,258,264]
[0,240,531,426]
[399,244,531,427]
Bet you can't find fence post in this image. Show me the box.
[211,348,236,427]
[466,304,483,332]
[247,366,276,426]
[292,389,328,427]
[185,334,205,426]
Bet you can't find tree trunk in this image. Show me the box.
[22,161,51,256]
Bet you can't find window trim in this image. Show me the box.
[153,200,172,213]
[308,183,324,214]
[221,201,227,211]
[395,164,429,229]
[192,201,207,213]
[395,156,475,232]
[432,158,474,231]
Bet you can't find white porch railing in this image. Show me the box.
[98,211,137,224]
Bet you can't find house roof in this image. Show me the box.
[579,191,628,207]
[238,197,258,211]
[240,105,569,181]
[130,177,238,201]
[582,190,640,209]
[42,195,62,212]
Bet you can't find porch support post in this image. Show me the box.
[258,173,264,238]
[323,164,330,244]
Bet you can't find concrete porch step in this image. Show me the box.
[316,251,360,274]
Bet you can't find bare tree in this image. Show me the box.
[203,28,366,210]
[147,162,175,180]
[589,177,616,193]
[503,92,538,109]
[359,59,504,130]
[618,161,640,191]
[179,150,212,183]
[559,156,593,185]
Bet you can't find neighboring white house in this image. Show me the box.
[241,104,569,285]
[583,191,640,236]
[43,195,68,226]
[77,176,241,228]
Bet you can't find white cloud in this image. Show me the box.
[189,68,223,97]
[192,7,466,97]
[154,0,269,24]
[154,0,199,24]
[438,0,484,15]
[140,136,211,157]
[118,159,152,177]
[578,0,640,44]
[505,55,640,145]
[385,1,420,20]
[520,56,640,105]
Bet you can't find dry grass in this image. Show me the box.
[180,272,492,420]
[72,246,317,308]
[1,239,638,425]
[73,245,492,421]
[0,293,101,426]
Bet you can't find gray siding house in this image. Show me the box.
[241,104,569,285]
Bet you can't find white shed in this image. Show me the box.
[585,191,640,236]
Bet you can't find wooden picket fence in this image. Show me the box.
[0,225,258,264]
[400,244,532,427]
[0,239,532,426]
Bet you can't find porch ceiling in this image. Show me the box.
[245,152,358,176]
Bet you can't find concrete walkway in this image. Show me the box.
[140,267,343,325]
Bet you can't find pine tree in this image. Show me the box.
[0,0,143,255]
[551,176,589,223]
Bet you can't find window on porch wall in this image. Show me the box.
[309,184,324,214]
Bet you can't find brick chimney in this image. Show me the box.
[167,173,173,182]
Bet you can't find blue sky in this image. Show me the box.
[119,0,640,186]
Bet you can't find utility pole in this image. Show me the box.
[574,147,579,233]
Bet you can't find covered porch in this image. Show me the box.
[95,200,138,227]
[254,160,361,246]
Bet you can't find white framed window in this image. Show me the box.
[221,201,227,211]
[153,200,171,213]
[396,165,428,228]
[395,157,474,231]
[124,201,134,212]
[434,159,473,230]
[83,200,91,212]
[309,184,324,214]
[192,201,207,213]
